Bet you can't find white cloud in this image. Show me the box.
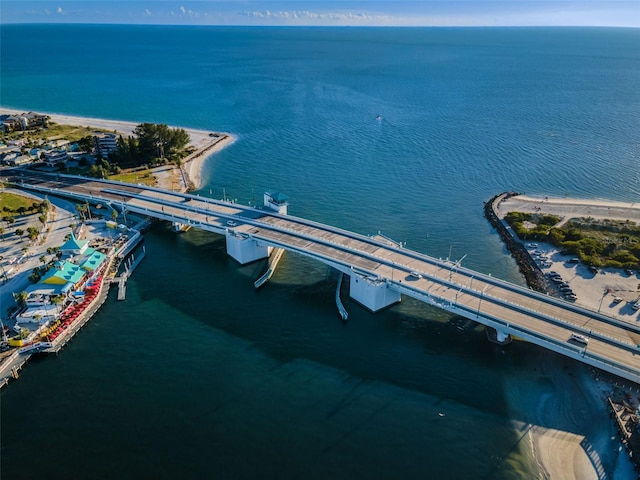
[144,8,152,17]
[180,6,186,15]
[56,7,62,14]
[239,9,396,25]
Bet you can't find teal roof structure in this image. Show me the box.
[267,191,289,204]
[40,261,85,285]
[79,248,106,271]
[60,232,89,253]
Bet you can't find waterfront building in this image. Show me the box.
[40,261,86,292]
[93,132,118,159]
[16,305,58,325]
[42,149,70,167]
[0,112,47,132]
[77,248,107,272]
[60,232,89,257]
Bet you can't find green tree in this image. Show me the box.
[51,294,65,312]
[134,123,190,164]
[76,203,89,220]
[15,228,24,237]
[27,226,39,240]
[78,135,94,153]
[13,291,28,306]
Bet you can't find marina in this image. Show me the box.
[0,219,144,387]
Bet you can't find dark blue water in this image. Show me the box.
[1,25,639,479]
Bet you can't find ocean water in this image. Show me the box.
[1,25,639,479]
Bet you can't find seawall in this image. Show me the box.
[484,192,551,294]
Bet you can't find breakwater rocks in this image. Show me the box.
[484,192,551,294]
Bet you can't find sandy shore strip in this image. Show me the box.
[0,106,236,191]
[499,194,640,227]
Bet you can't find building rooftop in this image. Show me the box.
[266,191,289,204]
[40,261,85,287]
[60,232,89,255]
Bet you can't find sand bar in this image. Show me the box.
[0,106,236,190]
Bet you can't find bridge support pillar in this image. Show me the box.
[486,327,512,345]
[226,231,271,265]
[349,273,401,312]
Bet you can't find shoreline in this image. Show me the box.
[0,106,236,191]
[489,192,640,479]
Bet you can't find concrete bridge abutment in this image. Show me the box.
[225,231,271,265]
[349,273,401,312]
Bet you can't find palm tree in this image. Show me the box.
[13,291,28,308]
[51,294,65,313]
[75,204,87,221]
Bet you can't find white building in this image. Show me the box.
[42,149,70,167]
[93,133,118,158]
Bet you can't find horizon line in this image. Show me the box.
[2,22,638,29]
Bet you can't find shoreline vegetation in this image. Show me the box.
[0,106,236,192]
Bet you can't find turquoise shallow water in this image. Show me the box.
[1,25,639,479]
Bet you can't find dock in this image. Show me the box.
[112,246,146,301]
[607,396,640,470]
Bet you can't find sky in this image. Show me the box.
[1,1,639,27]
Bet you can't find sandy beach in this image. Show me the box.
[0,106,236,191]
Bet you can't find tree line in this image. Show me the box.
[505,212,640,269]
[107,123,191,168]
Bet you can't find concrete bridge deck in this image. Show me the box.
[4,171,640,384]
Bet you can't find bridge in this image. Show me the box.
[5,170,640,384]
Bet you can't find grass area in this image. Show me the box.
[505,212,640,268]
[0,192,39,211]
[108,169,157,186]
[0,122,112,144]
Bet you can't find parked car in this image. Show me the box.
[570,333,588,344]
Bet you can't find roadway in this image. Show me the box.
[4,170,640,383]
